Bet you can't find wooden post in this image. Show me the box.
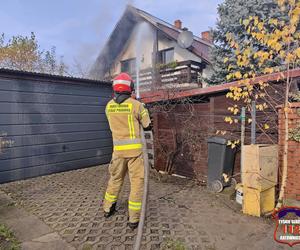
[187,61,192,83]
[251,101,256,144]
[241,107,246,183]
[209,97,215,134]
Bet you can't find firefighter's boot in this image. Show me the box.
[104,202,117,218]
[128,221,139,230]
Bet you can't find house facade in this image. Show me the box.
[91,5,213,92]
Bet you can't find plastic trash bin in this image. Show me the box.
[207,137,236,192]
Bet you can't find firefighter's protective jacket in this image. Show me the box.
[105,97,151,157]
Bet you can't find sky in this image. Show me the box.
[0,0,223,72]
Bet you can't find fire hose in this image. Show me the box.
[133,125,150,250]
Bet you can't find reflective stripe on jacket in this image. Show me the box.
[105,97,151,157]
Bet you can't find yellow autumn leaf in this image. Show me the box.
[291,15,299,25]
[269,18,278,26]
[224,116,233,124]
[256,104,264,111]
[224,57,229,63]
[243,19,250,27]
[248,118,252,124]
[264,124,270,130]
[286,53,295,63]
[257,22,264,30]
[279,50,285,58]
[256,33,264,41]
[295,48,300,58]
[228,64,234,70]
[278,0,284,6]
[226,74,233,80]
[241,92,249,98]
[275,43,282,52]
[235,71,242,79]
[226,92,233,98]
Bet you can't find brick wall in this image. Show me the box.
[278,103,300,201]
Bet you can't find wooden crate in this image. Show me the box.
[243,186,275,217]
[242,144,278,191]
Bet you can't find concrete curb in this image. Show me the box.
[0,191,75,250]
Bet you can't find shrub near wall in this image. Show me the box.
[278,103,300,203]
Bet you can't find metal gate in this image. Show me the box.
[0,69,113,183]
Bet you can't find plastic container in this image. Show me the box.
[236,184,243,205]
[207,137,236,192]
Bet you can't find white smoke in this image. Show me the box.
[135,22,154,98]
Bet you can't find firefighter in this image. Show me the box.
[103,72,151,229]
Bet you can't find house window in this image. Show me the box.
[121,58,136,74]
[158,48,174,64]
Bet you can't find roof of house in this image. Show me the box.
[90,5,212,80]
[133,6,212,61]
[140,68,300,103]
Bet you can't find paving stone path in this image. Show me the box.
[0,166,290,250]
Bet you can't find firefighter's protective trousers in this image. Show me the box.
[103,97,151,223]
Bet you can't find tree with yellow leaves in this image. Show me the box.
[209,0,299,85]
[224,0,300,208]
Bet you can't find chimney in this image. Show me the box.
[201,31,213,43]
[174,20,182,29]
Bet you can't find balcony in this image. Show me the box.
[131,60,205,92]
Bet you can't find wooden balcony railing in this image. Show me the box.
[130,60,205,92]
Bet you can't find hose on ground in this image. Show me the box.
[133,125,150,250]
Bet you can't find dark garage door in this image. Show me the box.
[0,69,113,183]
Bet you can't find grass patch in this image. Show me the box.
[161,238,186,250]
[0,224,20,250]
[82,244,92,250]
